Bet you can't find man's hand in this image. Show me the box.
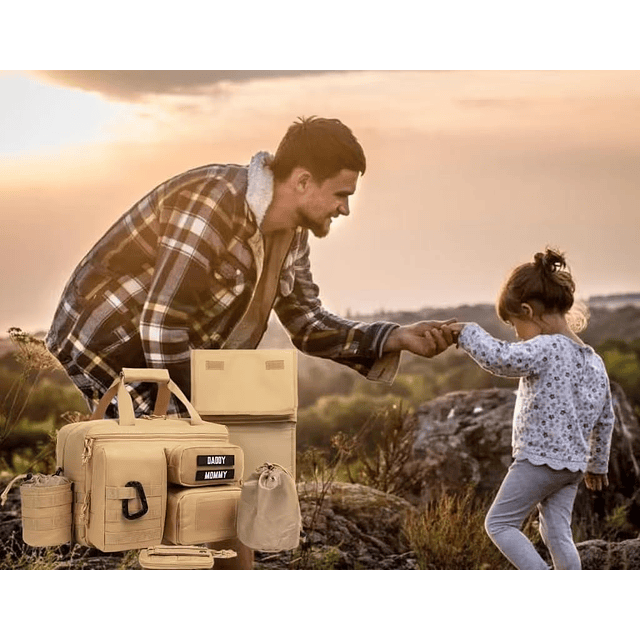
[383,319,457,358]
[447,322,469,343]
[584,472,609,492]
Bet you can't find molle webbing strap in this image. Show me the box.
[22,512,72,531]
[104,529,160,546]
[105,505,163,523]
[20,489,73,510]
[105,485,165,500]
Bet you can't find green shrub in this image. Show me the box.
[297,393,403,451]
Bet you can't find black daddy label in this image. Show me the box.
[195,469,235,481]
[196,455,235,467]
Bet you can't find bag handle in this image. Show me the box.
[90,368,206,426]
[90,368,171,419]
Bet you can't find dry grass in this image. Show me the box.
[1,328,62,461]
[403,487,513,570]
[0,526,136,570]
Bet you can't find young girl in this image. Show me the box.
[450,248,615,570]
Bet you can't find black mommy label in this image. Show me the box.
[195,469,235,482]
[196,455,235,467]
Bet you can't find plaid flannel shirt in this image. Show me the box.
[46,155,400,416]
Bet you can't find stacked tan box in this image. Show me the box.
[190,349,297,481]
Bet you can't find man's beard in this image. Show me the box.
[309,221,330,238]
[298,209,331,238]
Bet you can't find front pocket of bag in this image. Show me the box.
[166,444,243,487]
[89,443,167,552]
[163,486,241,545]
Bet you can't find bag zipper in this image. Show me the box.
[147,545,211,557]
[201,414,296,424]
[81,434,229,464]
[144,546,237,559]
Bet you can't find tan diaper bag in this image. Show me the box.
[56,368,242,553]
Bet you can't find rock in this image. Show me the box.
[409,387,518,502]
[577,538,640,570]
[4,473,640,569]
[255,481,419,570]
[408,382,640,537]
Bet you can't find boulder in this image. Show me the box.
[410,387,516,502]
[577,538,640,570]
[408,382,640,537]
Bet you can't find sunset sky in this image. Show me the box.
[1,68,639,334]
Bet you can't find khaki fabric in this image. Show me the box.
[166,443,243,487]
[237,463,301,552]
[223,420,296,484]
[138,546,237,570]
[56,368,232,552]
[191,349,298,481]
[191,349,297,416]
[139,545,215,570]
[19,475,72,547]
[164,486,241,545]
[88,443,167,551]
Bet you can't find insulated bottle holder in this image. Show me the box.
[19,473,73,547]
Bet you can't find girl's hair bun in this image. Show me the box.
[534,248,567,275]
[497,246,586,331]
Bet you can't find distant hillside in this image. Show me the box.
[588,293,640,310]
[1,295,638,361]
[258,296,639,349]
[256,298,640,405]
[353,301,640,346]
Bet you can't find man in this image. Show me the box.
[46,116,455,568]
[46,116,455,417]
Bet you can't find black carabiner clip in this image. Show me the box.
[122,481,149,520]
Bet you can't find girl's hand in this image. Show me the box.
[448,322,469,343]
[383,319,457,357]
[585,472,609,491]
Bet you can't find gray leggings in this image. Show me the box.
[485,458,583,570]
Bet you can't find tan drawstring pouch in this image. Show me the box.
[1,471,72,547]
[237,462,302,552]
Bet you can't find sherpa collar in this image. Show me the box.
[246,151,274,228]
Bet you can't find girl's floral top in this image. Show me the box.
[458,323,615,474]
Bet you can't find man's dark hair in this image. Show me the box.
[270,116,366,183]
